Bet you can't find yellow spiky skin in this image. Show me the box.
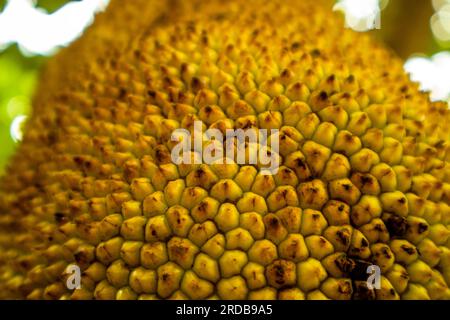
[0,0,449,300]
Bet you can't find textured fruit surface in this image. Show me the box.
[0,0,450,300]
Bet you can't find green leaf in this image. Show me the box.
[35,0,74,14]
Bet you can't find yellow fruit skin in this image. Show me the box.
[217,276,248,300]
[278,288,305,300]
[321,278,353,300]
[296,258,327,292]
[248,287,277,300]
[0,0,449,301]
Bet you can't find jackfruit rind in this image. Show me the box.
[0,0,449,300]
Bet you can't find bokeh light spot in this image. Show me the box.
[10,114,27,142]
[334,0,385,32]
[0,0,109,56]
[405,51,450,103]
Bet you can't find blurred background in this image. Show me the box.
[0,0,449,173]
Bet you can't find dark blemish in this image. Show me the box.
[74,252,87,264]
[360,175,373,185]
[311,49,321,57]
[291,42,301,50]
[54,212,66,224]
[191,77,203,92]
[295,158,307,169]
[344,133,354,142]
[417,223,428,234]
[155,149,166,163]
[281,69,290,78]
[195,168,205,178]
[274,265,285,285]
[400,245,416,255]
[198,201,208,212]
[374,224,384,232]
[73,156,83,165]
[352,282,376,300]
[350,260,372,281]
[357,113,367,124]
[119,88,127,99]
[384,214,407,237]
[319,91,328,101]
[327,75,336,83]
[342,92,351,99]
[269,217,279,228]
[19,260,30,269]
[337,230,349,245]
[180,63,188,74]
[47,132,57,144]
[361,238,369,247]
[381,247,392,259]
[343,184,352,191]
[312,149,321,157]
[335,254,355,274]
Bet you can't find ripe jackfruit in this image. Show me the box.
[0,0,449,300]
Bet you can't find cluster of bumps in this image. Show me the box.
[0,0,449,300]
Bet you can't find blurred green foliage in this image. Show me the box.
[0,46,46,173]
[0,0,72,174]
[0,0,70,13]
[36,0,72,13]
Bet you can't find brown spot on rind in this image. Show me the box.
[335,254,355,274]
[384,214,408,237]
[352,281,376,300]
[400,244,416,255]
[337,229,350,246]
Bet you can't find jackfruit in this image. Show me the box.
[0,0,449,300]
